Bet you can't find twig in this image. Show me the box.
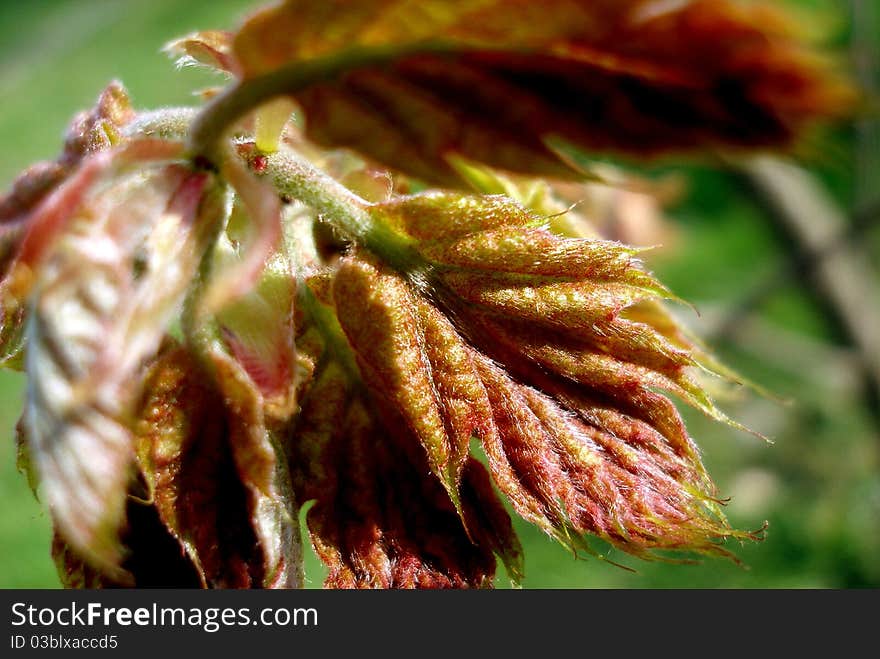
[852,0,880,206]
[729,157,880,422]
[710,195,880,341]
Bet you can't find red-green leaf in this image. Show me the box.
[323,188,759,561]
[135,345,302,588]
[22,155,212,573]
[227,0,853,186]
[0,82,155,370]
[288,274,523,587]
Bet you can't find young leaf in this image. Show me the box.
[226,0,853,186]
[135,345,302,588]
[196,153,282,319]
[214,206,298,421]
[332,256,480,508]
[323,187,758,561]
[289,263,522,588]
[289,285,522,588]
[23,160,212,573]
[1,83,138,369]
[164,30,237,74]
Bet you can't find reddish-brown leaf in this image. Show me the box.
[229,0,853,186]
[331,188,756,561]
[135,345,302,588]
[332,256,479,503]
[292,381,518,588]
[288,274,523,587]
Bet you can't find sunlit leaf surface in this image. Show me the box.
[222,0,854,185]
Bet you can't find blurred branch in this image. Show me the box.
[702,304,864,398]
[722,158,880,422]
[852,0,880,206]
[710,193,880,341]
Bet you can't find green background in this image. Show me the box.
[1,0,878,588]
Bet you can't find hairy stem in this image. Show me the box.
[186,44,451,164]
[242,145,424,271]
[125,108,197,142]
[130,106,425,282]
[246,144,373,235]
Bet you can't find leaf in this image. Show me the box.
[135,345,255,587]
[23,159,212,573]
[474,353,752,559]
[332,256,483,508]
[331,189,758,561]
[207,346,303,588]
[292,357,519,589]
[324,247,752,563]
[135,345,302,588]
[164,30,238,75]
[1,83,141,369]
[213,200,298,421]
[196,151,282,319]
[288,275,522,587]
[229,0,854,186]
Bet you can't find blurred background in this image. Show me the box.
[0,0,877,588]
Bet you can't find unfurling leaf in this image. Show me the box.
[213,198,297,421]
[320,189,757,562]
[473,354,751,558]
[135,346,302,588]
[196,153,282,319]
[164,30,238,75]
[227,0,854,186]
[1,83,136,368]
[23,159,213,574]
[290,283,522,587]
[332,256,478,508]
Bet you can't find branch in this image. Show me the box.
[852,0,880,206]
[731,157,880,420]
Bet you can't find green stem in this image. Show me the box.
[253,145,373,236]
[129,107,423,275]
[186,44,452,165]
[125,108,197,142]
[249,146,424,273]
